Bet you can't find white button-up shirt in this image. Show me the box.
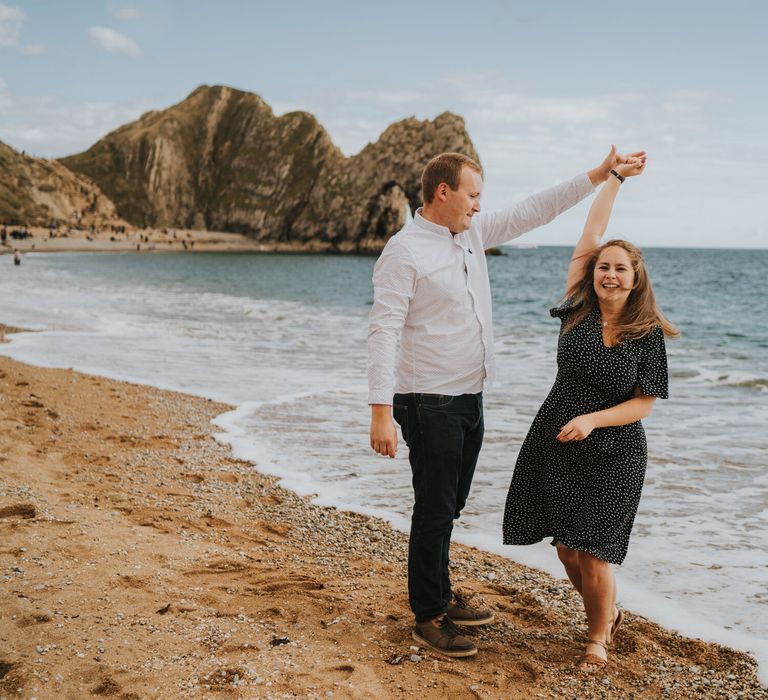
[367,173,594,404]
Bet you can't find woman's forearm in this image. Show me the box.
[556,391,656,442]
[589,395,655,428]
[565,175,623,290]
[581,175,621,244]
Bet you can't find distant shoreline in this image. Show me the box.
[1,226,334,255]
[2,227,765,255]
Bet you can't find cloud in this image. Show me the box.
[469,93,616,126]
[348,89,424,107]
[0,78,149,157]
[0,76,11,110]
[21,42,44,56]
[112,6,140,20]
[307,76,765,247]
[0,2,25,47]
[89,26,141,58]
[1,72,762,248]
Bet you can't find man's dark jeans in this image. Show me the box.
[392,392,484,623]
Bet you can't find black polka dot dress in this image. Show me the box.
[502,299,669,565]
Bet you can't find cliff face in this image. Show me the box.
[60,85,479,250]
[0,140,119,227]
[300,111,480,252]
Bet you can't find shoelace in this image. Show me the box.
[438,615,462,640]
[452,592,469,609]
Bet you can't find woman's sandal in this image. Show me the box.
[578,638,608,671]
[608,608,625,645]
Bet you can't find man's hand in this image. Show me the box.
[370,404,397,457]
[588,145,647,187]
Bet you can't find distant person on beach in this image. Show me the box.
[502,157,679,670]
[13,249,21,266]
[367,146,643,658]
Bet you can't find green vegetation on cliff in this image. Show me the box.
[0,140,118,226]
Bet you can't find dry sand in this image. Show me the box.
[2,227,339,254]
[0,325,765,699]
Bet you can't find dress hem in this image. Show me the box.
[502,535,625,566]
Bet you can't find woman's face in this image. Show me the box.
[593,246,635,306]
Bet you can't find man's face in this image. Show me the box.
[441,166,483,233]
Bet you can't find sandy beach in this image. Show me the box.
[0,325,765,700]
[1,227,357,255]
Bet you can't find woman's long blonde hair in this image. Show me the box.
[562,239,679,341]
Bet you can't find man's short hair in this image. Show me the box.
[421,152,482,204]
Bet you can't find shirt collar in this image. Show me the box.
[414,208,454,239]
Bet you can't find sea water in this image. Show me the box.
[0,248,766,680]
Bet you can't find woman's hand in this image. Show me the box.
[588,145,645,186]
[556,414,596,442]
[616,157,646,179]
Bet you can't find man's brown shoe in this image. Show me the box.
[412,615,477,658]
[446,592,494,626]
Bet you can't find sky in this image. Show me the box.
[1,0,767,248]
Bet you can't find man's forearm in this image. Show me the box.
[480,174,594,249]
[367,309,402,405]
[587,165,610,188]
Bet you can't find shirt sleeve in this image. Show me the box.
[367,241,418,404]
[637,326,669,399]
[477,173,594,250]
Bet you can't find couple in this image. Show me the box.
[367,146,677,670]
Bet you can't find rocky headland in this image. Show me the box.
[55,84,478,252]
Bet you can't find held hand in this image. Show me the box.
[590,145,647,185]
[616,149,647,166]
[615,157,647,178]
[594,144,619,182]
[556,414,596,442]
[370,414,398,458]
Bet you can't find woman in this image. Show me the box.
[502,150,678,670]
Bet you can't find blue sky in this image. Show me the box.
[1,0,766,247]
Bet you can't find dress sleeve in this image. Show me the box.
[637,326,669,399]
[549,296,577,320]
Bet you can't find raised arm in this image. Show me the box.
[565,148,646,292]
[478,146,643,250]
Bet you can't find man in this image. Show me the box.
[366,146,639,657]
